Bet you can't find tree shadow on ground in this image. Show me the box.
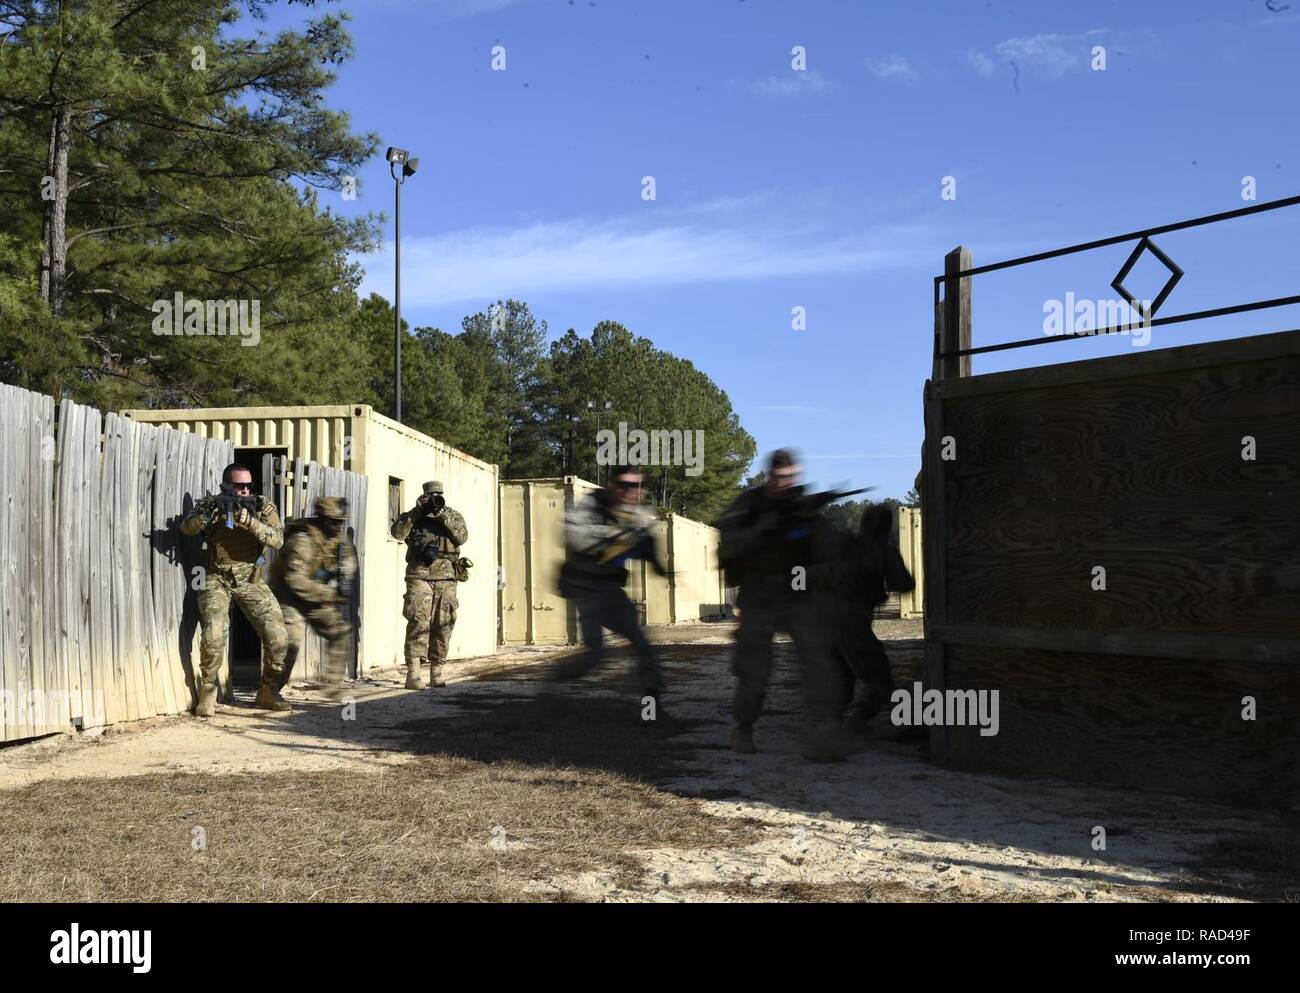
[263,637,1296,902]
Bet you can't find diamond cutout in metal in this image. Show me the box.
[1110,235,1183,323]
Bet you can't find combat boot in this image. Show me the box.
[428,664,447,689]
[194,682,218,718]
[253,675,291,712]
[802,720,857,763]
[404,659,427,690]
[729,722,756,754]
[320,661,347,701]
[842,704,877,739]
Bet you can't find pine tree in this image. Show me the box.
[0,0,380,406]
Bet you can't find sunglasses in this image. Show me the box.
[613,479,643,489]
[228,480,253,492]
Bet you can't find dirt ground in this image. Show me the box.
[1,620,1295,902]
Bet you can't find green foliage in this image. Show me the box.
[824,496,904,536]
[0,0,380,407]
[353,301,756,522]
[0,4,761,520]
[526,319,755,522]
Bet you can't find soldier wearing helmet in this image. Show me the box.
[269,495,359,700]
[390,480,469,689]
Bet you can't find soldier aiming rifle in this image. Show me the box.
[180,463,288,715]
[717,449,866,761]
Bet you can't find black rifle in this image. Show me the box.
[200,483,262,530]
[797,485,874,512]
[774,485,875,526]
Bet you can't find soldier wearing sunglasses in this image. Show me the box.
[555,466,669,715]
[180,462,288,716]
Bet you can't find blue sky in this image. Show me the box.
[252,0,1299,499]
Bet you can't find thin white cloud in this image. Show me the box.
[965,48,998,77]
[684,190,783,215]
[747,69,836,97]
[866,53,920,81]
[360,216,940,306]
[967,29,1108,79]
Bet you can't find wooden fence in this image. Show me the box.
[0,384,367,743]
[923,245,1300,806]
[0,384,58,740]
[2,384,235,740]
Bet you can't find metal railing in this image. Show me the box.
[933,193,1300,360]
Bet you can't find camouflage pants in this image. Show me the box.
[553,585,663,694]
[732,598,838,728]
[403,577,458,673]
[278,594,352,689]
[826,606,896,720]
[197,567,287,687]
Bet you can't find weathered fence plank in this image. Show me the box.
[1,388,235,741]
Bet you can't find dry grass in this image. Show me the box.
[677,880,995,903]
[0,680,773,902]
[0,759,765,902]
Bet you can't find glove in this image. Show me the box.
[198,500,224,529]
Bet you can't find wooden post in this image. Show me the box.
[924,247,972,764]
[939,246,972,382]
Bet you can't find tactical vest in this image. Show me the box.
[268,518,344,592]
[403,510,463,580]
[205,496,278,571]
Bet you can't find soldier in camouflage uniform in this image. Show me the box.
[553,466,668,708]
[717,449,854,761]
[390,480,468,689]
[180,463,288,716]
[270,496,358,701]
[817,503,914,733]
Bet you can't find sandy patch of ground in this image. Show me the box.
[1,621,1294,902]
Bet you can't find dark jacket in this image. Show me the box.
[561,489,667,594]
[717,485,829,607]
[817,505,914,612]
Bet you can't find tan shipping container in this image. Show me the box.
[120,404,499,669]
[897,506,924,619]
[498,477,728,644]
[663,513,728,623]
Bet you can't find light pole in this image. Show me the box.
[387,146,419,423]
[587,399,613,485]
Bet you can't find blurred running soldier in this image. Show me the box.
[554,466,668,712]
[717,449,852,761]
[270,496,358,701]
[819,503,915,734]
